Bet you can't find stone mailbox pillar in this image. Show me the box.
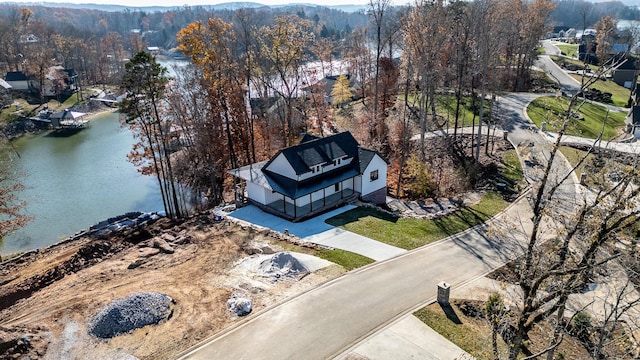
[503,131,508,141]
[541,122,547,132]
[580,173,587,186]
[437,281,450,305]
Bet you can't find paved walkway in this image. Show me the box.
[342,314,473,360]
[546,132,640,154]
[228,204,406,261]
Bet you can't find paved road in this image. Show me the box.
[535,54,581,94]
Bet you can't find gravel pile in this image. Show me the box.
[89,292,173,339]
[258,252,308,280]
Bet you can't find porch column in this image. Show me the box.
[340,182,343,199]
[323,188,326,206]
[309,193,313,212]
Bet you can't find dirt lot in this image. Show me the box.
[0,213,344,359]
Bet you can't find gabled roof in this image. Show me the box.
[358,148,389,174]
[264,131,359,176]
[231,131,387,200]
[5,71,28,82]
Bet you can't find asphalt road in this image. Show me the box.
[536,40,581,94]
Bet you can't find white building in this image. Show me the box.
[229,132,388,222]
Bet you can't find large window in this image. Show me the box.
[370,170,379,182]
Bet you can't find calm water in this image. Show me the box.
[1,111,163,255]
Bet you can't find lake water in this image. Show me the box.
[1,111,164,255]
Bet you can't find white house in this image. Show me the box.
[229,132,388,221]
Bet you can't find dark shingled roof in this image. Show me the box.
[256,131,382,199]
[265,132,359,176]
[5,71,28,81]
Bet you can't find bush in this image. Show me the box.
[571,311,592,342]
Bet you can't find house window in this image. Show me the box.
[370,170,379,182]
[335,183,340,192]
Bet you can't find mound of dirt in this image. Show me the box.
[89,292,173,339]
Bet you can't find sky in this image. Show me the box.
[5,0,380,7]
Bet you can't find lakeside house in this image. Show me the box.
[229,131,388,222]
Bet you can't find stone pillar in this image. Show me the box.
[503,131,508,140]
[541,122,547,132]
[580,173,587,186]
[437,281,450,305]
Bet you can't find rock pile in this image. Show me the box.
[89,292,173,339]
[227,295,253,316]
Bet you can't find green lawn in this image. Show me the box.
[325,192,508,250]
[315,248,374,270]
[569,74,631,107]
[502,149,523,182]
[414,303,504,358]
[555,43,578,58]
[275,240,374,271]
[526,96,626,140]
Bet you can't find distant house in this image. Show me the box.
[612,57,638,88]
[229,132,388,222]
[5,71,38,92]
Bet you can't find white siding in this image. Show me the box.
[298,157,353,181]
[354,175,362,193]
[265,189,284,204]
[7,80,29,91]
[265,153,297,179]
[246,181,267,205]
[361,155,387,196]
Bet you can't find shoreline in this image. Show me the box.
[2,103,118,141]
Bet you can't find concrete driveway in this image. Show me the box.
[228,204,406,261]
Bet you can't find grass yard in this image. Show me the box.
[315,248,374,270]
[569,74,631,107]
[414,302,506,358]
[555,43,578,58]
[275,240,374,271]
[502,149,523,182]
[414,300,591,359]
[526,96,626,140]
[325,192,508,250]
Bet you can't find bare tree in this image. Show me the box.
[119,51,186,220]
[0,137,31,251]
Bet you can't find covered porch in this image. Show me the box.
[259,187,360,222]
